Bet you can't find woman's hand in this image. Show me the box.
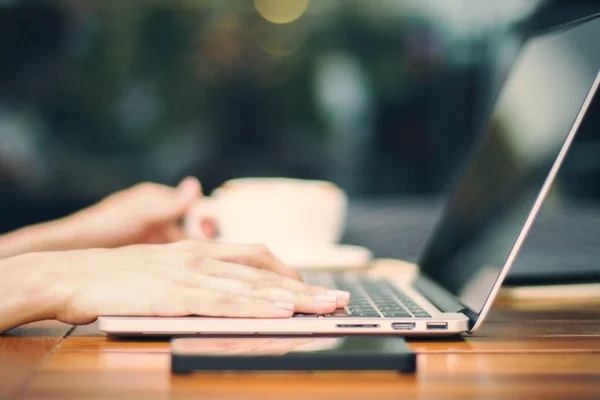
[0,177,210,259]
[66,177,206,248]
[15,240,349,329]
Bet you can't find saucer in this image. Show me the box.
[267,243,373,269]
[203,234,373,269]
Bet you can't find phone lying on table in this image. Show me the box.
[171,336,416,374]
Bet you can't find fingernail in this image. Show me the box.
[274,302,295,311]
[326,290,351,301]
[313,295,338,303]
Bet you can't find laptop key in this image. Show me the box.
[292,313,320,318]
[383,314,412,318]
[378,305,403,309]
[350,309,377,314]
[349,302,372,307]
[414,312,431,318]
[324,310,351,318]
[293,314,320,318]
[350,306,374,311]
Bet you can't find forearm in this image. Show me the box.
[0,217,84,259]
[0,253,64,333]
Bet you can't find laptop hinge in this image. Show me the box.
[413,275,471,315]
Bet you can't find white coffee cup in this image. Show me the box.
[185,177,348,249]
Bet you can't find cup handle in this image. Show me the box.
[184,197,218,240]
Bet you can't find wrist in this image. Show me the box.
[0,217,84,259]
[0,252,68,332]
[60,207,125,249]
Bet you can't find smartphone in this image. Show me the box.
[171,336,416,374]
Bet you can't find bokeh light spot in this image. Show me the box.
[253,0,309,24]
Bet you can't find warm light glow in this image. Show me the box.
[253,0,309,24]
[255,23,308,57]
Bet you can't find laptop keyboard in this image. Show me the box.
[294,275,431,319]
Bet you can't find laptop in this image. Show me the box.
[99,14,600,337]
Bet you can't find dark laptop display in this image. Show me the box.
[418,16,600,314]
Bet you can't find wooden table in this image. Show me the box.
[2,296,600,399]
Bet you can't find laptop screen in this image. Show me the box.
[418,16,600,315]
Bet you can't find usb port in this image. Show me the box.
[426,322,448,330]
[391,322,416,331]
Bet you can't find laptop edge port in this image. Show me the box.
[336,324,380,329]
[426,322,448,330]
[391,322,416,331]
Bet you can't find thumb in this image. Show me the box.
[158,176,202,221]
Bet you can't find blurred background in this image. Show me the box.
[1,0,600,242]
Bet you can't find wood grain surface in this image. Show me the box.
[2,261,599,400]
[0,321,72,399]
